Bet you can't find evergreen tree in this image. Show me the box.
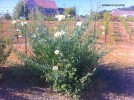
[1,12,12,20]
[64,7,76,17]
[13,1,30,19]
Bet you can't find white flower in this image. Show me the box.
[54,50,60,55]
[16,29,21,32]
[21,22,24,26]
[100,26,105,30]
[55,15,65,21]
[54,31,60,37]
[102,32,105,34]
[61,30,65,35]
[23,22,27,24]
[76,22,82,27]
[32,35,36,37]
[54,31,65,37]
[54,27,57,30]
[53,66,58,71]
[18,35,23,38]
[12,20,16,24]
[36,27,39,31]
[21,22,27,26]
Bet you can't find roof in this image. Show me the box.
[24,0,57,9]
[111,9,134,16]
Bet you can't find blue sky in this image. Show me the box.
[0,0,134,15]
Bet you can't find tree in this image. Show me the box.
[95,13,100,20]
[119,16,132,43]
[0,13,12,20]
[103,11,111,43]
[13,1,30,19]
[64,7,76,17]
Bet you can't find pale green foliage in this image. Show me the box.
[130,16,134,22]
[96,13,100,20]
[119,16,131,33]
[119,16,132,42]
[0,22,2,34]
[103,11,111,35]
[119,16,127,28]
[102,11,111,43]
[126,16,134,22]
[15,11,107,99]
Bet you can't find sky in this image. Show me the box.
[0,0,134,15]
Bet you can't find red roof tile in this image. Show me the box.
[24,0,36,5]
[24,0,57,9]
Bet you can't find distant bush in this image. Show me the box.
[119,16,130,32]
[126,16,134,22]
[14,11,107,99]
[119,16,132,42]
[0,13,12,20]
[111,16,120,21]
[64,7,76,17]
[0,22,2,34]
[29,10,55,21]
[45,16,55,21]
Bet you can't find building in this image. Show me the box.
[111,9,134,18]
[24,0,58,16]
[57,8,65,15]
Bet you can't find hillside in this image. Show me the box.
[119,6,134,11]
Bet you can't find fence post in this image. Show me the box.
[25,24,28,55]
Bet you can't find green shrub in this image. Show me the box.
[0,36,11,67]
[0,22,3,34]
[14,11,107,99]
[103,11,111,43]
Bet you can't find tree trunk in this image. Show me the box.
[105,34,107,43]
[130,34,131,43]
[25,34,27,55]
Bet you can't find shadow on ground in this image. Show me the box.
[0,66,49,100]
[0,65,134,100]
[80,64,134,100]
